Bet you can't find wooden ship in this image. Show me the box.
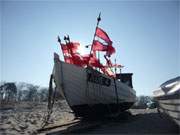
[52,14,136,117]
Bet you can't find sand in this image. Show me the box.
[84,109,179,134]
[0,100,74,135]
[0,101,179,135]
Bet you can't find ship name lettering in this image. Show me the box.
[87,73,111,86]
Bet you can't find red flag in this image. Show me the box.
[61,44,69,54]
[72,54,85,66]
[82,54,91,65]
[106,45,115,57]
[83,54,103,68]
[66,42,80,54]
[95,27,115,57]
[59,43,72,63]
[95,27,112,43]
[58,36,116,70]
[92,40,107,51]
[60,42,84,66]
[64,55,73,64]
[89,57,103,68]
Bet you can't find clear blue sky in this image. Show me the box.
[1,1,179,96]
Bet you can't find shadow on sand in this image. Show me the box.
[48,110,179,134]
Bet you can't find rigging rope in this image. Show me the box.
[41,74,56,128]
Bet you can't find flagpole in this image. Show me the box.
[64,35,75,64]
[87,12,101,66]
[66,35,74,58]
[115,58,117,75]
[57,36,66,60]
[63,35,71,57]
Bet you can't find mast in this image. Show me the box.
[114,58,117,75]
[87,12,101,66]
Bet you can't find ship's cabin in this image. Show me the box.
[116,73,133,88]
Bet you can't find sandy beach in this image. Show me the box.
[0,101,74,135]
[0,100,179,135]
[84,109,179,134]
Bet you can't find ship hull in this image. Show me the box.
[71,102,134,117]
[153,77,180,126]
[53,54,136,117]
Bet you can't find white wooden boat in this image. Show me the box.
[53,53,136,117]
[153,77,180,126]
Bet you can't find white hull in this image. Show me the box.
[53,55,136,109]
[153,77,180,126]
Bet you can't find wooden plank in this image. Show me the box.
[158,99,180,105]
[159,103,180,112]
[159,108,180,119]
[47,121,102,134]
[159,108,180,126]
[37,120,80,133]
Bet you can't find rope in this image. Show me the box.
[113,78,119,104]
[41,74,56,128]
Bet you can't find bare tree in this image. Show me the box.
[26,84,39,102]
[38,88,48,102]
[16,82,29,101]
[0,83,17,102]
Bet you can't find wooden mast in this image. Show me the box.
[87,13,101,67]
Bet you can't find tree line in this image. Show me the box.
[0,82,48,103]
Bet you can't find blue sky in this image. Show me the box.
[1,0,179,96]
